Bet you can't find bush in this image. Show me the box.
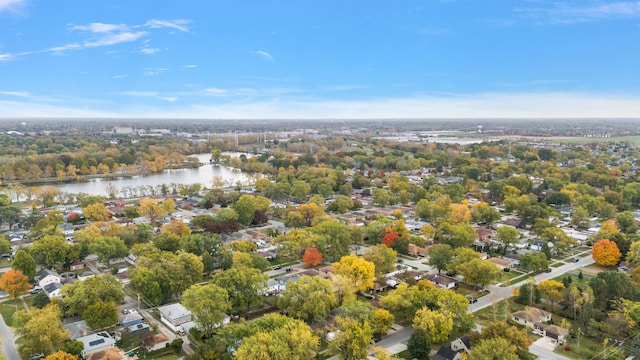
[169,338,183,353]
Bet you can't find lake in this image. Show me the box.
[51,153,259,197]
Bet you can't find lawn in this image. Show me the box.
[0,299,24,326]
[555,333,610,360]
[473,298,527,327]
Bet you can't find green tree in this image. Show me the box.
[459,258,501,290]
[60,340,84,357]
[471,204,501,225]
[182,283,230,338]
[278,275,336,323]
[11,250,37,280]
[311,220,352,261]
[130,267,163,305]
[426,244,454,274]
[153,231,182,252]
[291,180,311,202]
[83,301,118,330]
[372,188,391,207]
[436,222,476,248]
[363,244,397,276]
[234,318,319,360]
[14,304,69,358]
[518,252,549,272]
[446,247,482,275]
[213,266,267,313]
[30,235,69,269]
[61,274,124,316]
[90,236,129,263]
[407,329,430,360]
[617,211,639,234]
[233,194,257,226]
[328,316,373,360]
[496,226,520,251]
[32,290,50,309]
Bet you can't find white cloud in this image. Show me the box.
[184,64,197,68]
[144,67,168,76]
[0,53,15,61]
[140,47,160,55]
[253,50,274,61]
[516,1,640,24]
[203,87,227,95]
[0,0,24,12]
[118,91,159,97]
[144,19,191,33]
[0,90,29,97]
[71,22,129,33]
[113,74,128,79]
[159,97,178,102]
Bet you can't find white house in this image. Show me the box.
[43,282,63,299]
[35,269,61,288]
[511,307,552,328]
[77,332,116,357]
[157,303,192,332]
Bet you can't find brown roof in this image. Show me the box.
[85,347,126,360]
[512,307,551,323]
[142,333,169,347]
[488,257,512,266]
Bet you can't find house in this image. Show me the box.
[64,320,94,340]
[84,347,127,360]
[128,322,151,335]
[78,271,95,281]
[142,333,170,352]
[35,269,61,288]
[407,244,428,257]
[78,332,116,357]
[487,257,514,270]
[43,282,63,298]
[157,303,192,332]
[69,260,85,271]
[475,228,496,243]
[450,336,471,353]
[511,307,552,328]
[432,346,464,360]
[426,274,456,289]
[533,323,569,344]
[119,310,144,328]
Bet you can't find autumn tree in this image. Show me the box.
[182,283,230,338]
[61,274,123,317]
[82,203,111,221]
[89,236,129,263]
[413,307,453,343]
[459,258,501,290]
[44,352,77,360]
[496,226,520,251]
[381,232,398,247]
[480,320,532,352]
[328,316,373,360]
[213,265,267,314]
[333,254,375,293]
[138,197,165,225]
[302,247,323,268]
[30,235,69,269]
[14,304,69,358]
[0,269,30,300]
[470,337,518,360]
[311,220,352,261]
[161,219,191,236]
[537,279,565,308]
[363,244,397,276]
[518,252,549,272]
[592,239,622,266]
[234,317,319,360]
[436,221,476,248]
[278,275,336,323]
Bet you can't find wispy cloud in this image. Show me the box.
[144,19,192,33]
[253,50,274,61]
[159,97,178,102]
[0,0,24,12]
[1,18,191,61]
[418,26,451,36]
[0,90,30,97]
[113,74,128,79]
[144,67,168,76]
[203,87,228,96]
[184,64,197,68]
[118,91,159,97]
[516,1,640,24]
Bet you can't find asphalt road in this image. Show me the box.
[0,307,20,360]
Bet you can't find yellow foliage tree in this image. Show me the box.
[413,307,454,343]
[161,219,191,236]
[592,239,622,266]
[82,203,111,221]
[333,254,375,293]
[44,351,77,360]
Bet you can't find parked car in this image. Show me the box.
[468,297,478,304]
[545,268,552,273]
[573,258,580,263]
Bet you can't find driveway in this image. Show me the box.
[530,337,570,360]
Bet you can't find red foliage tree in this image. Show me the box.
[302,247,323,268]
[382,232,398,247]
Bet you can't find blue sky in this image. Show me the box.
[1,0,640,119]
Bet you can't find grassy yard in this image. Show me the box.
[555,333,610,359]
[474,298,528,327]
[0,299,25,326]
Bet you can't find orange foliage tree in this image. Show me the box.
[382,232,398,247]
[303,247,323,268]
[0,269,30,299]
[592,239,622,266]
